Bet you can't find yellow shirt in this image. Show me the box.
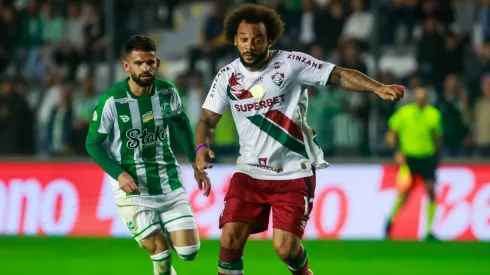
[388,103,442,157]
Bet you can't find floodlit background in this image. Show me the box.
[0,0,490,274]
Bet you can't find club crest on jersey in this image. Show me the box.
[271,72,285,87]
[142,111,153,123]
[161,101,172,117]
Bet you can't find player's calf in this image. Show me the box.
[218,222,252,275]
[142,231,173,275]
[273,229,309,275]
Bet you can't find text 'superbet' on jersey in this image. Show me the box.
[202,50,336,180]
[88,78,184,197]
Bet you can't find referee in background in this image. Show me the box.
[384,87,443,240]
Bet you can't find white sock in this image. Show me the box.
[151,250,172,275]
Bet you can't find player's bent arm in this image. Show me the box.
[328,67,383,93]
[171,112,197,163]
[86,132,125,180]
[195,109,222,146]
[86,95,125,180]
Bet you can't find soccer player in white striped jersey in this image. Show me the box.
[86,35,211,275]
[194,4,405,275]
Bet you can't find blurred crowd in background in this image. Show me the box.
[0,0,489,159]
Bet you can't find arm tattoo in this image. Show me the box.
[195,109,222,145]
[328,67,382,93]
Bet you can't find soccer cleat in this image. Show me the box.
[308,269,314,275]
[425,233,439,242]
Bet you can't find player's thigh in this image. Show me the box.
[220,172,271,235]
[141,229,171,254]
[159,191,199,246]
[116,202,166,252]
[270,175,316,239]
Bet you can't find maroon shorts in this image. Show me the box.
[219,171,316,238]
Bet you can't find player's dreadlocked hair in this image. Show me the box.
[125,35,157,55]
[224,4,284,45]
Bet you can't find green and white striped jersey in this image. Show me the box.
[87,78,186,198]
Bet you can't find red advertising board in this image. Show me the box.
[0,163,489,240]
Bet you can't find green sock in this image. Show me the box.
[388,195,403,222]
[427,200,436,235]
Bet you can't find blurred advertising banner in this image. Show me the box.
[0,163,489,241]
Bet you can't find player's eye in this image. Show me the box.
[240,38,247,42]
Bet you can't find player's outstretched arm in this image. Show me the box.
[194,109,222,171]
[328,67,404,101]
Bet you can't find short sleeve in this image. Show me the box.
[289,51,336,86]
[88,95,115,136]
[388,109,402,132]
[164,85,184,119]
[202,67,230,115]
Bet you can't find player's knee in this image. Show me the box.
[142,234,167,255]
[220,224,248,249]
[274,241,298,262]
[174,243,200,261]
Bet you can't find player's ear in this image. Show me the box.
[268,40,272,49]
[156,58,161,70]
[234,35,237,46]
[122,59,130,73]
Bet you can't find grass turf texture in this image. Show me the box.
[1,237,489,275]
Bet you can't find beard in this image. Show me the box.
[238,49,268,69]
[131,72,154,87]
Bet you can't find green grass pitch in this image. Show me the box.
[1,237,489,274]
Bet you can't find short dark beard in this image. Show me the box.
[131,72,154,87]
[239,49,269,70]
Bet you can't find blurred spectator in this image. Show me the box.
[0,77,35,155]
[436,31,464,84]
[342,0,373,48]
[83,2,107,64]
[72,74,98,154]
[314,0,345,53]
[21,0,47,80]
[382,0,418,44]
[0,4,21,73]
[416,17,444,82]
[436,74,471,156]
[416,0,453,29]
[64,1,87,53]
[187,0,234,74]
[473,74,490,157]
[41,1,65,48]
[47,83,74,156]
[297,0,316,51]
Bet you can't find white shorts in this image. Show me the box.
[116,188,197,243]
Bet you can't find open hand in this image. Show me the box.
[376,85,405,101]
[193,163,211,197]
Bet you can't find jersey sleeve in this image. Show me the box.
[165,85,185,119]
[289,51,336,86]
[86,95,125,180]
[388,109,402,132]
[202,67,230,115]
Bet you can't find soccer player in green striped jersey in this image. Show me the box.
[86,35,211,275]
